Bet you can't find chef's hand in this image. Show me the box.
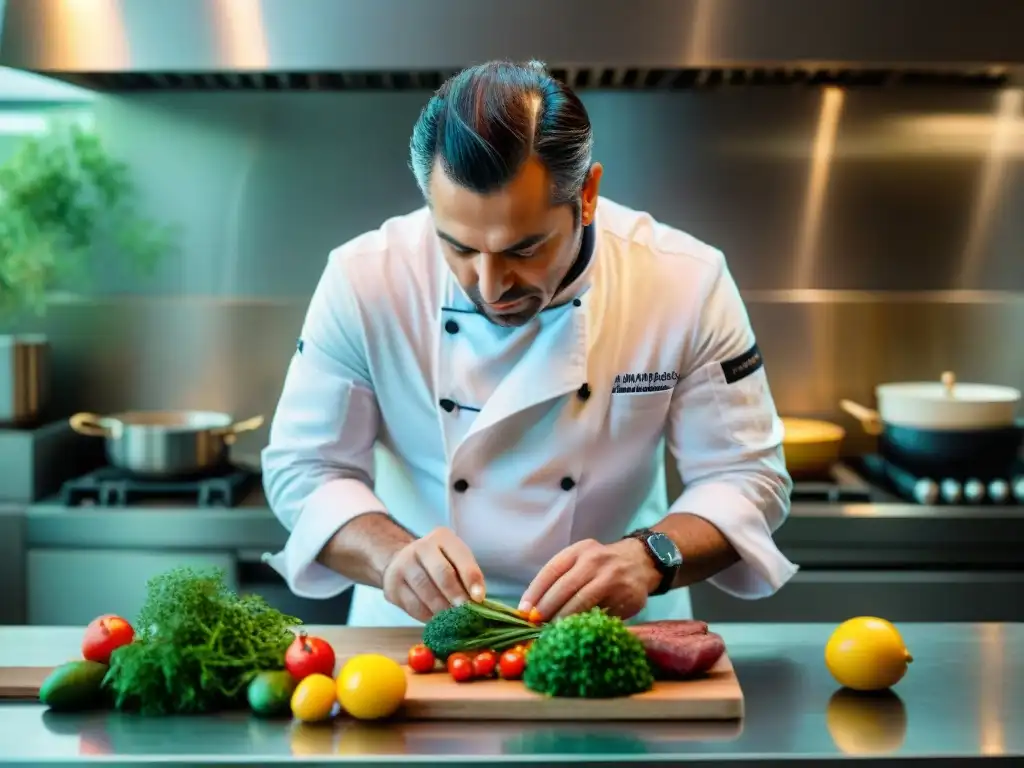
[519,538,662,621]
[381,526,486,623]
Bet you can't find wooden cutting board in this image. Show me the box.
[0,627,743,720]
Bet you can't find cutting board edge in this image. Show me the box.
[401,698,745,720]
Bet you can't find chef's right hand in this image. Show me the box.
[381,526,486,623]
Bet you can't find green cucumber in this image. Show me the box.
[39,660,109,712]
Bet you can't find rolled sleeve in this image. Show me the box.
[667,255,798,599]
[261,248,386,599]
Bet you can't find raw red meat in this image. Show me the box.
[628,619,708,639]
[628,621,725,678]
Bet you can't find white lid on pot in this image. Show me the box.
[875,372,1021,431]
[877,371,1021,403]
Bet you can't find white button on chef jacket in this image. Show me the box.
[262,197,798,627]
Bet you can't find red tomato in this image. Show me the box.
[498,650,525,680]
[472,650,497,678]
[82,614,135,664]
[447,653,474,682]
[284,632,336,680]
[408,644,436,674]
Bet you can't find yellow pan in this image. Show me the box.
[781,417,846,478]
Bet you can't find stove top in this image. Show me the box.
[793,457,1024,506]
[60,466,260,508]
[857,454,1024,506]
[790,463,875,503]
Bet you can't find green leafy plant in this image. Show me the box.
[0,120,176,320]
[104,567,300,716]
[523,608,654,698]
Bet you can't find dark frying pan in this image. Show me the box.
[840,400,1023,480]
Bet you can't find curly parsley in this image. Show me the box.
[104,567,299,715]
[523,608,654,698]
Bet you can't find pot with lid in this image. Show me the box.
[69,410,264,478]
[840,371,1022,478]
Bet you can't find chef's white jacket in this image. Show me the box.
[262,196,798,627]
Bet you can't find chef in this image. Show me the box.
[261,59,798,627]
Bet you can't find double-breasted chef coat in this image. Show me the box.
[261,196,798,627]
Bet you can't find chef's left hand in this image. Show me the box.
[518,538,662,621]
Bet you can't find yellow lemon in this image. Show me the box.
[290,673,338,723]
[336,654,407,721]
[825,617,913,691]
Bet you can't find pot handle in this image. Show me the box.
[213,415,265,444]
[69,412,120,438]
[838,400,884,436]
[941,370,956,397]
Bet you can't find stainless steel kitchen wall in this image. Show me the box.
[6,86,1023,460]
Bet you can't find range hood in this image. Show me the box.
[2,0,1023,92]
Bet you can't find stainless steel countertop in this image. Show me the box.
[0,623,1020,766]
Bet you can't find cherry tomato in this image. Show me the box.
[407,644,436,674]
[528,607,543,624]
[472,650,497,678]
[82,614,135,664]
[498,650,525,680]
[447,653,474,683]
[285,632,337,681]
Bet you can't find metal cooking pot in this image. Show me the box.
[69,410,264,477]
[840,370,1023,478]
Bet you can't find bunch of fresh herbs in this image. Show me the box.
[104,567,299,715]
[523,608,654,698]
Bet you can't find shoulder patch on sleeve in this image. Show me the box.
[721,342,763,384]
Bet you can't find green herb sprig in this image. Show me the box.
[104,567,299,715]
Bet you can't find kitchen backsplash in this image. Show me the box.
[3,86,1022,461]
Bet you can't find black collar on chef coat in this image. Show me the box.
[548,221,596,309]
[437,221,597,416]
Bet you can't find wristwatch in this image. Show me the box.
[624,528,683,596]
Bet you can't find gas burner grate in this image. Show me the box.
[789,462,875,503]
[61,466,260,508]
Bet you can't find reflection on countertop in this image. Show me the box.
[0,623,1020,765]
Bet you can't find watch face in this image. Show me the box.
[646,533,683,568]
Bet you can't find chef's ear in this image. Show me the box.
[580,163,603,226]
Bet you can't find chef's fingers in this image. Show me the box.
[534,558,595,620]
[437,534,486,602]
[519,543,584,615]
[405,559,452,617]
[554,581,605,620]
[417,546,471,606]
[392,584,433,624]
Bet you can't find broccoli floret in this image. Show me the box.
[523,607,654,698]
[421,600,541,660]
[422,605,490,659]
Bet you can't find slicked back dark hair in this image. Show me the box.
[409,60,593,210]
